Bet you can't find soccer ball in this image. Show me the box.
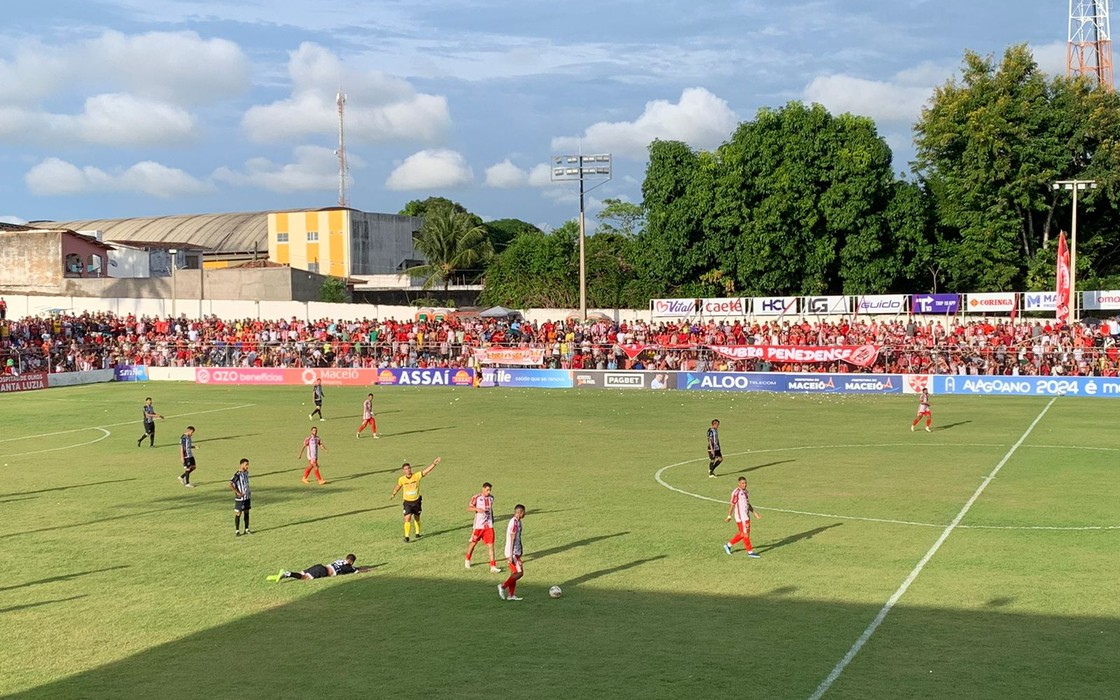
[549,585,563,599]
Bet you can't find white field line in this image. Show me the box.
[807,397,1057,700]
[654,443,1120,532]
[0,403,255,444]
[1,428,111,459]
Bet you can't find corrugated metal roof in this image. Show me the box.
[38,210,323,254]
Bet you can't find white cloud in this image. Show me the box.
[25,157,213,197]
[803,74,933,123]
[0,30,249,107]
[1031,41,1068,77]
[242,43,451,145]
[484,159,528,188]
[551,87,739,159]
[0,215,28,225]
[0,30,247,147]
[385,149,473,191]
[213,145,363,193]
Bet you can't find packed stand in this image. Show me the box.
[2,311,1119,377]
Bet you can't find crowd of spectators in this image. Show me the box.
[2,310,1119,377]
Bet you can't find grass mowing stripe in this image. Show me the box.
[0,403,255,443]
[808,397,1058,700]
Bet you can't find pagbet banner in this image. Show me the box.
[571,371,676,390]
[472,347,546,365]
[0,371,48,393]
[707,344,880,367]
[195,367,380,386]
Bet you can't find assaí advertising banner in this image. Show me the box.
[932,374,1120,397]
[0,371,48,392]
[376,368,475,386]
[472,348,546,365]
[113,365,149,382]
[196,367,381,386]
[707,345,880,368]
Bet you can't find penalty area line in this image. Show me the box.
[807,396,1058,700]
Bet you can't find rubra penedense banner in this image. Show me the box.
[0,371,48,392]
[195,367,380,386]
[472,347,546,365]
[707,344,880,368]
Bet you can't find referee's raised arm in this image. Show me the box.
[421,456,442,477]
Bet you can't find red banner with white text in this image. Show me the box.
[0,371,48,393]
[707,345,880,367]
[1056,231,1071,324]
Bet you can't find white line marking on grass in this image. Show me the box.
[0,403,255,443]
[807,397,1057,700]
[656,442,1120,532]
[1,428,111,458]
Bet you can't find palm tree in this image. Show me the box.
[406,208,494,292]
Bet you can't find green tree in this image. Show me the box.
[318,276,350,303]
[914,43,1120,290]
[399,196,481,224]
[484,218,542,253]
[595,198,646,237]
[481,223,579,308]
[406,209,494,292]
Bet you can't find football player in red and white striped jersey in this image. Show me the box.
[724,477,760,558]
[911,388,932,433]
[465,483,501,573]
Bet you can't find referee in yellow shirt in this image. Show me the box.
[390,456,441,542]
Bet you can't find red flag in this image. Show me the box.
[1010,293,1018,323]
[1056,231,1071,325]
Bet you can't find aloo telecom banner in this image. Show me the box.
[479,368,571,389]
[802,295,850,314]
[680,372,901,394]
[472,347,546,365]
[1082,290,1120,311]
[707,344,880,367]
[856,295,907,314]
[932,374,1120,398]
[113,365,149,382]
[965,293,1016,313]
[752,296,799,316]
[377,368,475,386]
[195,367,381,386]
[0,371,48,393]
[910,293,960,314]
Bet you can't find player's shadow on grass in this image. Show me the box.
[562,555,667,588]
[0,495,38,505]
[0,595,87,614]
[746,459,795,472]
[381,426,455,438]
[0,565,130,593]
[148,484,359,506]
[1,477,137,498]
[193,433,261,444]
[526,532,630,563]
[258,506,397,533]
[935,421,972,431]
[249,467,307,479]
[330,467,402,482]
[755,523,842,555]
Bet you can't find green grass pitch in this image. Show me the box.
[1,383,1117,699]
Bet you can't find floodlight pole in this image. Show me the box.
[551,153,612,321]
[1053,179,1097,321]
[169,248,178,319]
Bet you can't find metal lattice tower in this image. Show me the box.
[1068,0,1114,90]
[335,89,350,207]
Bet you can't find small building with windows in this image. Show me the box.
[0,223,115,294]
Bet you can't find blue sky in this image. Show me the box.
[0,0,1069,229]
